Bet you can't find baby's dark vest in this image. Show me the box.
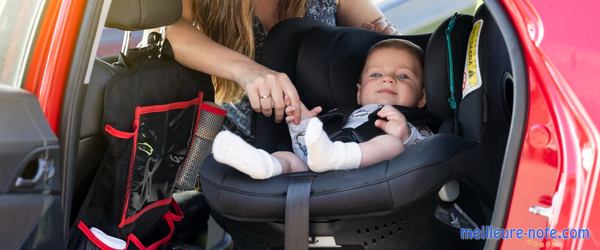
[318,105,439,143]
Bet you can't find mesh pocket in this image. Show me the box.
[175,102,226,191]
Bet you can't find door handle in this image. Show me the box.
[529,205,551,219]
[14,157,55,188]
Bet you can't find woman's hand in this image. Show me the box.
[374,105,411,142]
[234,63,302,124]
[337,0,399,35]
[361,17,400,35]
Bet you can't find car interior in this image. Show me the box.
[70,0,521,249]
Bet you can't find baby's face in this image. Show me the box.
[358,48,424,107]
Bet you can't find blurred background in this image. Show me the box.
[96,0,481,57]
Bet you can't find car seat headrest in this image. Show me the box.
[105,0,182,30]
[424,14,473,122]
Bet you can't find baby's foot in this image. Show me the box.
[305,118,361,172]
[212,131,282,179]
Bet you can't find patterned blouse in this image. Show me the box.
[222,0,338,143]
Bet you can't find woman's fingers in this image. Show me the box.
[239,67,300,123]
[361,17,399,35]
[257,77,273,117]
[271,73,291,122]
[246,82,261,113]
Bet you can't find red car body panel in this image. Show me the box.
[501,0,600,249]
[24,0,85,134]
[20,0,599,249]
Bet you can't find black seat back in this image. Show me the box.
[74,60,123,223]
[456,6,513,199]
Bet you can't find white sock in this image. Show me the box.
[212,131,282,179]
[305,118,362,172]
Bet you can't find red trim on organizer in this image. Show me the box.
[119,93,203,228]
[136,93,204,115]
[80,194,185,250]
[127,200,184,250]
[127,214,174,250]
[77,221,115,250]
[200,102,227,116]
[167,199,184,222]
[119,198,173,227]
[104,124,135,139]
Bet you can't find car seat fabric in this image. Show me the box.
[457,6,513,200]
[74,59,124,223]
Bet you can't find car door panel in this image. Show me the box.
[0,87,64,249]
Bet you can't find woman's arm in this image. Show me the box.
[166,0,301,123]
[337,0,399,35]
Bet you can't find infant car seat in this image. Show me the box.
[200,10,509,249]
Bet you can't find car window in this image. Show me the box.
[96,28,143,58]
[376,0,480,34]
[0,0,46,87]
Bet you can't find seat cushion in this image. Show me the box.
[200,134,477,220]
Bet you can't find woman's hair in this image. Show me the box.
[192,0,308,103]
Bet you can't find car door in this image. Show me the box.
[0,88,63,249]
[0,1,65,249]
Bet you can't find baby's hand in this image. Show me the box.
[374,105,411,142]
[284,96,322,123]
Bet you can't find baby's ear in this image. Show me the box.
[356,83,361,105]
[417,89,427,108]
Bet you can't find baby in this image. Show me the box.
[212,39,433,179]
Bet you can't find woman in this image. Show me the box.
[167,0,399,142]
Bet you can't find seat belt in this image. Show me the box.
[285,176,314,250]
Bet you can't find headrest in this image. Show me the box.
[105,0,182,30]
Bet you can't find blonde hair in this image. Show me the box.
[192,0,308,103]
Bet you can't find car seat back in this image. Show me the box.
[74,60,123,223]
[456,6,513,199]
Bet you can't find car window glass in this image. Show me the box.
[96,28,142,58]
[0,0,46,88]
[376,0,480,34]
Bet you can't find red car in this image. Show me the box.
[0,0,598,249]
